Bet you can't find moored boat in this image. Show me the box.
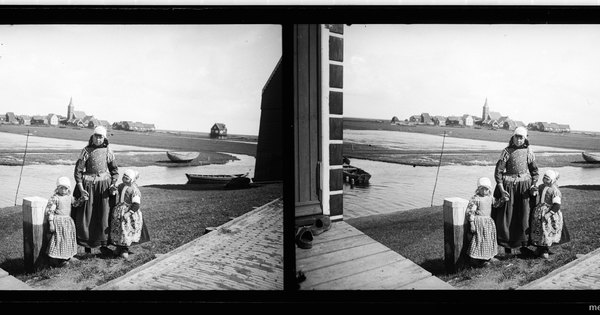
[582,152,600,163]
[167,151,199,163]
[343,165,371,185]
[186,173,247,184]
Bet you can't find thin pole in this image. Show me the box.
[15,129,30,206]
[431,131,446,207]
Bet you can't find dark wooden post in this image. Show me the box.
[22,196,48,273]
[443,197,469,274]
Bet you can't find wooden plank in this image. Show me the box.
[0,275,32,290]
[297,241,392,273]
[519,247,600,290]
[300,250,404,289]
[397,276,456,290]
[296,234,376,260]
[310,257,430,290]
[311,223,362,245]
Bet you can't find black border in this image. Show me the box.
[1,5,600,311]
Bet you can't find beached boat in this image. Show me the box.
[186,173,247,184]
[167,151,199,163]
[582,152,600,163]
[343,165,371,185]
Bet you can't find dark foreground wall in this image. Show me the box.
[254,58,283,182]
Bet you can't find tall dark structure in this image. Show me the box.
[67,97,74,120]
[253,58,282,182]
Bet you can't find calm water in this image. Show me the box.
[343,130,596,219]
[0,132,255,208]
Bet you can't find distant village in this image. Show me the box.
[391,98,571,133]
[0,97,229,138]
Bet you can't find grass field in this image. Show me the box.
[0,182,282,290]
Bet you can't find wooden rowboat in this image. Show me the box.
[167,151,199,163]
[186,173,247,184]
[582,152,600,163]
[343,165,371,185]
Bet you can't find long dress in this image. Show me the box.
[46,193,82,259]
[110,183,150,247]
[530,184,570,247]
[73,138,119,248]
[493,143,539,249]
[466,194,498,260]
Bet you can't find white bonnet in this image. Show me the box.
[544,169,559,183]
[124,169,139,181]
[513,126,528,138]
[56,176,71,190]
[93,126,107,138]
[477,177,492,191]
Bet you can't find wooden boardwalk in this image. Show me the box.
[296,221,454,290]
[96,198,283,290]
[519,247,600,290]
[0,268,31,290]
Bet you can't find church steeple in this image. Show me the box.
[482,97,489,121]
[67,97,74,120]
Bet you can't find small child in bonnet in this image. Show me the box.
[465,177,505,266]
[45,176,86,266]
[109,169,150,258]
[530,169,571,259]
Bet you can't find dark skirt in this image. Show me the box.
[492,177,534,248]
[73,176,117,248]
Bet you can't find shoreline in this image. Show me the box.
[343,142,599,168]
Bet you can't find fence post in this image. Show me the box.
[443,197,469,274]
[22,196,49,273]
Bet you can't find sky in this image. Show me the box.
[344,24,600,132]
[0,25,281,136]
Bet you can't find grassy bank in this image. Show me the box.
[346,185,600,289]
[0,124,257,156]
[0,182,282,290]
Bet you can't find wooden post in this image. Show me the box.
[443,197,469,274]
[22,196,48,273]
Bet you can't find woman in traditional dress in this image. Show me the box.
[493,126,539,256]
[73,126,119,256]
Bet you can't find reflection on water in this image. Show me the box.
[0,154,255,208]
[343,158,600,220]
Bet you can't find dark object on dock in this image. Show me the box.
[582,152,600,163]
[224,176,251,189]
[204,227,217,234]
[167,151,199,163]
[343,165,371,185]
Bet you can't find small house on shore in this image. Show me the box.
[47,114,59,126]
[31,116,48,125]
[210,123,227,138]
[5,112,18,124]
